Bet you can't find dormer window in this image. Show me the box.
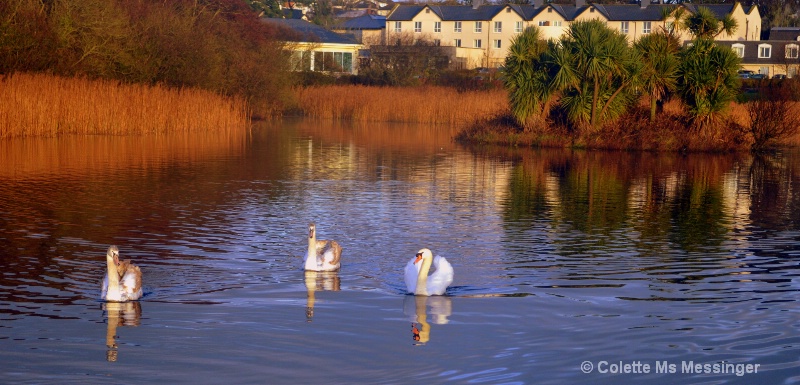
[759,44,772,58]
[732,43,745,58]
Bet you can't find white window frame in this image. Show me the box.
[494,21,502,33]
[475,21,483,33]
[454,21,462,33]
[474,39,482,48]
[394,21,401,33]
[414,21,422,33]
[515,21,523,33]
[538,20,547,27]
[434,21,441,33]
[454,38,462,48]
[642,21,651,34]
[553,20,562,27]
[493,39,502,49]
[620,21,629,34]
[786,44,799,59]
[759,44,772,58]
[732,43,745,58]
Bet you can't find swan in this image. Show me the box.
[404,248,453,296]
[101,245,143,302]
[304,223,342,271]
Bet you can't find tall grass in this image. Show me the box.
[0,72,250,138]
[293,85,507,125]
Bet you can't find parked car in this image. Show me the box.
[737,70,755,79]
[773,74,787,80]
[750,73,767,80]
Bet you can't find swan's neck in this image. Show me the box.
[307,233,316,257]
[416,257,432,295]
[107,258,120,293]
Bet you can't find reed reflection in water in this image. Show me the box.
[0,120,799,383]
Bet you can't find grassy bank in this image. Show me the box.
[0,73,250,139]
[457,97,800,151]
[293,85,506,125]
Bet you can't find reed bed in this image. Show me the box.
[0,72,250,139]
[293,85,507,125]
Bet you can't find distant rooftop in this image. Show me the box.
[262,18,359,45]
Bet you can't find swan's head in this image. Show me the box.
[308,223,316,239]
[107,245,120,265]
[414,248,433,264]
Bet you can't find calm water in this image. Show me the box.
[1,119,799,384]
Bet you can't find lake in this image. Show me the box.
[1,119,798,384]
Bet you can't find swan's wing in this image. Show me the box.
[404,258,420,294]
[101,274,109,299]
[120,264,143,300]
[427,256,454,295]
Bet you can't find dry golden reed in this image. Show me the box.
[0,72,250,138]
[294,85,507,125]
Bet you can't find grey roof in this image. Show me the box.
[387,3,742,23]
[715,40,800,65]
[593,4,680,21]
[682,4,735,20]
[262,19,359,45]
[388,5,530,22]
[769,27,800,41]
[337,14,386,30]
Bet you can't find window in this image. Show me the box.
[732,44,745,58]
[434,39,441,46]
[494,21,502,33]
[414,21,422,33]
[538,20,548,26]
[665,21,674,33]
[475,21,482,33]
[642,21,651,34]
[759,44,772,58]
[553,21,562,27]
[493,39,502,49]
[434,21,441,33]
[454,21,462,33]
[620,21,629,34]
[515,21,523,33]
[394,21,401,33]
[759,66,770,77]
[454,38,462,48]
[786,44,799,59]
[312,51,353,73]
[474,39,482,48]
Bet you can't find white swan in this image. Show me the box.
[304,223,342,271]
[101,245,143,302]
[404,248,453,296]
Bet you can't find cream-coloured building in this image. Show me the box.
[385,1,761,69]
[263,18,363,74]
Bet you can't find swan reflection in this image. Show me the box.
[304,270,341,321]
[403,295,452,345]
[103,301,141,362]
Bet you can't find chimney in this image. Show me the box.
[576,0,585,8]
[640,0,648,8]
[472,0,483,10]
[533,0,543,7]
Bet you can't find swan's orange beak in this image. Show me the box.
[414,253,423,264]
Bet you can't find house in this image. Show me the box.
[384,1,761,69]
[333,14,386,46]
[718,40,800,78]
[263,19,362,75]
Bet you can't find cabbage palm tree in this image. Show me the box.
[677,38,741,130]
[683,6,737,39]
[554,20,641,131]
[502,26,551,129]
[634,31,679,121]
